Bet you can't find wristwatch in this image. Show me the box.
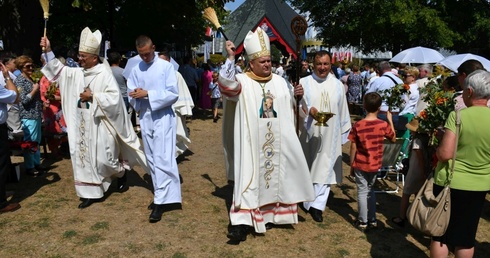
[4,77,11,82]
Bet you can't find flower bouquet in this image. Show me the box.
[31,68,43,83]
[380,83,411,111]
[417,80,455,146]
[45,82,58,100]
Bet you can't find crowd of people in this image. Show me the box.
[0,24,489,257]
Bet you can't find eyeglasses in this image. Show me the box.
[23,64,33,69]
[405,74,414,78]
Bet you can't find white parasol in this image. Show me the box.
[437,53,490,73]
[390,46,444,64]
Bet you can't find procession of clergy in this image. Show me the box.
[30,26,350,241]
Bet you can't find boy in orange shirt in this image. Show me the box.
[348,92,396,231]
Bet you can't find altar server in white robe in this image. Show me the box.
[127,35,181,223]
[299,50,351,222]
[218,27,314,242]
[40,28,149,209]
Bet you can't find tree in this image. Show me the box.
[0,0,236,59]
[288,0,490,57]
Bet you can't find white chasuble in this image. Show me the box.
[173,71,194,156]
[299,74,351,185]
[219,73,314,212]
[42,58,148,198]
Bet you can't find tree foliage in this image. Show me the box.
[287,0,490,57]
[0,0,235,59]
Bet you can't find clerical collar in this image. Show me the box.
[245,71,272,83]
[312,72,327,82]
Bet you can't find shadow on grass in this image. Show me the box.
[9,170,61,204]
[201,173,233,213]
[328,181,429,257]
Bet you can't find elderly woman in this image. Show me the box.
[14,56,45,176]
[430,70,490,258]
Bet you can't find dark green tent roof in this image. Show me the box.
[224,0,302,58]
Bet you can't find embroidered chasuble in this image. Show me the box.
[299,74,351,185]
[219,61,314,232]
[42,58,149,198]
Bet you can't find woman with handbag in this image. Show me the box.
[430,69,490,258]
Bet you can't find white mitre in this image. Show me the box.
[79,27,102,55]
[244,27,270,60]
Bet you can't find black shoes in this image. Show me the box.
[227,225,249,242]
[309,207,323,222]
[78,198,100,209]
[213,117,218,123]
[149,204,164,223]
[117,171,128,192]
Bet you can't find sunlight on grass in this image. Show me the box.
[90,221,109,230]
[62,230,77,239]
[211,204,221,213]
[125,242,140,254]
[38,217,50,228]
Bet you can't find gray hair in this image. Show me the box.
[418,64,432,74]
[464,69,490,99]
[378,61,392,73]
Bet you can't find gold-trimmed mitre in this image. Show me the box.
[244,27,270,60]
[79,27,102,55]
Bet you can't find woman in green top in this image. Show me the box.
[430,69,490,258]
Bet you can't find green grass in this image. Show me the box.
[62,230,77,239]
[90,221,109,230]
[82,233,102,245]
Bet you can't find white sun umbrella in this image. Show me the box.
[122,52,179,79]
[437,53,490,73]
[390,46,445,64]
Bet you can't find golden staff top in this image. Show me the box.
[291,16,307,84]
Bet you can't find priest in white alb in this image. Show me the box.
[218,27,314,242]
[127,36,181,223]
[40,28,149,209]
[299,51,351,222]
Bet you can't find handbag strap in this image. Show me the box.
[447,109,461,186]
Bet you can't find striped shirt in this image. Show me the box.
[348,119,395,172]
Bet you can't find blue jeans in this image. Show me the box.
[355,169,377,223]
[21,118,42,169]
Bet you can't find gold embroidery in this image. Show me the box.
[262,121,275,188]
[248,29,270,60]
[78,111,88,168]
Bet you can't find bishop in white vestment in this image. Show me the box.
[219,28,314,242]
[299,51,351,222]
[40,28,149,209]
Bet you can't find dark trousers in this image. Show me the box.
[0,123,12,203]
[189,87,198,107]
